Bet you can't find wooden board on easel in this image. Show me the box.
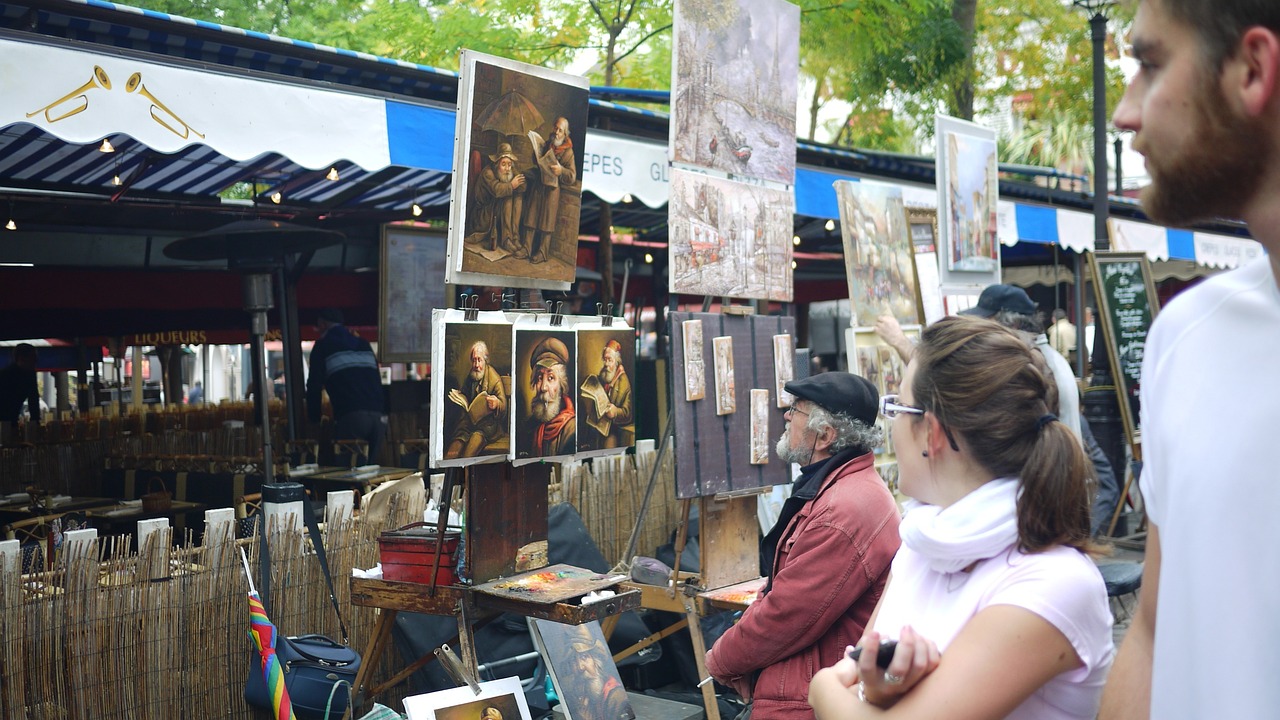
[699,493,761,591]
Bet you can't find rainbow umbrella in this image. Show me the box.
[241,547,296,720]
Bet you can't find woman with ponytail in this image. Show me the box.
[809,317,1113,720]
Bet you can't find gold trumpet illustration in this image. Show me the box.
[125,72,204,140]
[26,65,112,124]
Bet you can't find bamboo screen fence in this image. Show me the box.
[0,497,424,720]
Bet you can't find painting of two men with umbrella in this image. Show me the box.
[448,50,590,290]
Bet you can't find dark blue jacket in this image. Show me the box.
[306,325,384,421]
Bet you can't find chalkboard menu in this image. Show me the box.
[379,225,448,362]
[1087,252,1160,447]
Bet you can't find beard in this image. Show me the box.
[469,366,485,382]
[776,428,813,465]
[531,390,562,423]
[599,364,617,384]
[497,166,514,183]
[1139,71,1272,226]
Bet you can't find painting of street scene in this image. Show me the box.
[835,180,920,328]
[449,51,590,288]
[937,115,1000,274]
[671,0,800,185]
[669,168,794,301]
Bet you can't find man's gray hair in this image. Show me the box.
[470,341,489,361]
[805,403,881,455]
[993,309,1043,335]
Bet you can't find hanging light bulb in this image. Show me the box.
[112,174,123,186]
[644,253,654,264]
[270,191,282,204]
[791,260,797,269]
[99,138,115,153]
[411,203,423,217]
[792,235,801,246]
[824,219,835,232]
[622,193,633,204]
[4,219,15,231]
[326,167,340,181]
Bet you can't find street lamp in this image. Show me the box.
[1074,0,1114,252]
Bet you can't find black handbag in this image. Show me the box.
[245,492,362,719]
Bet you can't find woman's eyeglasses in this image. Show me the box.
[878,394,961,452]
[879,394,923,419]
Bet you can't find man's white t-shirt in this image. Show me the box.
[874,543,1114,720]
[1141,255,1280,719]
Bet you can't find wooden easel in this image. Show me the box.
[346,461,640,718]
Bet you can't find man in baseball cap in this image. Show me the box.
[523,336,575,458]
[707,372,901,718]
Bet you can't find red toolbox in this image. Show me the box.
[378,522,461,586]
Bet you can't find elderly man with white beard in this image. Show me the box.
[524,337,575,457]
[563,634,633,720]
[468,142,527,256]
[706,373,900,719]
[444,340,508,459]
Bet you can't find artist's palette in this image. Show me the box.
[471,563,627,605]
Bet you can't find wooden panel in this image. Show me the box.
[471,563,629,605]
[466,462,549,584]
[698,576,766,613]
[699,494,760,590]
[349,578,471,616]
[670,312,795,498]
[475,587,640,625]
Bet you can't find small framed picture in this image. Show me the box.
[773,334,795,407]
[682,319,706,401]
[403,676,532,720]
[712,336,736,415]
[750,389,770,464]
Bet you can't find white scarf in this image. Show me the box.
[899,478,1021,574]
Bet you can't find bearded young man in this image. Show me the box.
[706,373,900,719]
[1100,2,1280,718]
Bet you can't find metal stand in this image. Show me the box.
[243,273,275,480]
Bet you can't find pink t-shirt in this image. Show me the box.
[873,544,1114,720]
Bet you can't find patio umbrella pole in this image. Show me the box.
[244,273,275,480]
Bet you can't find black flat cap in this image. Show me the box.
[959,284,1037,318]
[784,373,879,427]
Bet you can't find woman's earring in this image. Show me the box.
[921,450,929,458]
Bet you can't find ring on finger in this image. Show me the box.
[883,671,904,685]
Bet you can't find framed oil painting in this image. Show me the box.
[834,180,920,329]
[447,50,590,291]
[530,620,636,720]
[379,224,447,363]
[512,325,578,464]
[671,0,800,185]
[576,326,636,456]
[935,114,1001,291]
[403,675,532,720]
[430,309,514,469]
[668,167,794,301]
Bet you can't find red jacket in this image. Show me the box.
[706,451,900,719]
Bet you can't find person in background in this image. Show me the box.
[0,343,40,424]
[1101,1,1280,717]
[1047,308,1079,367]
[187,380,204,405]
[306,309,387,461]
[707,373,900,719]
[809,317,1113,720]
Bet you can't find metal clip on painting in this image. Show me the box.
[460,293,480,322]
[493,290,516,311]
[600,303,615,327]
[550,300,565,327]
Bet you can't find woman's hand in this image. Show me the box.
[808,653,861,717]
[856,626,940,708]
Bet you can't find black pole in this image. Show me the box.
[1114,136,1124,195]
[1090,11,1110,251]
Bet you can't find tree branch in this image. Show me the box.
[611,23,673,66]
